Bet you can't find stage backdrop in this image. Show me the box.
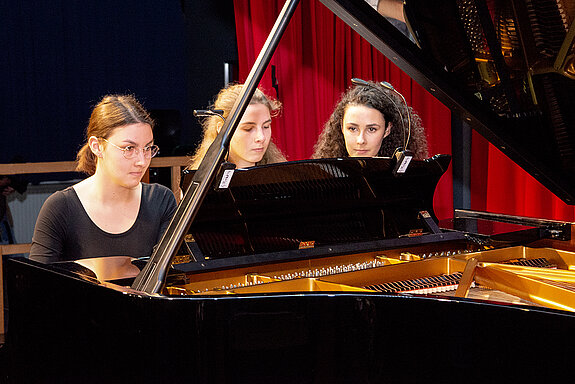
[470,131,575,221]
[232,0,453,219]
[232,0,575,222]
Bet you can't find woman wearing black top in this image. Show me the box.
[30,94,177,263]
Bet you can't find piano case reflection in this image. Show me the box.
[5,0,575,383]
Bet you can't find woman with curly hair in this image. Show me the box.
[188,83,286,170]
[312,80,428,160]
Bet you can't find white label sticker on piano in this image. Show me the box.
[397,155,413,174]
[219,169,234,189]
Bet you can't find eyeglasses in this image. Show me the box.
[101,138,159,159]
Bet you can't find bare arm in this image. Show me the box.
[366,0,406,23]
[377,0,405,23]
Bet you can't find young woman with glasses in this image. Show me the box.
[30,94,177,263]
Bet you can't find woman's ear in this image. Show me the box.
[88,136,104,157]
[384,122,392,138]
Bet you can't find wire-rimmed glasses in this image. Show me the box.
[101,138,160,159]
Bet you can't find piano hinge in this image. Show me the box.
[419,211,442,234]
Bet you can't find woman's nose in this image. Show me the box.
[134,148,147,164]
[356,131,366,144]
[254,127,265,142]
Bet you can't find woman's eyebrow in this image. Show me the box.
[120,139,155,146]
[240,119,272,125]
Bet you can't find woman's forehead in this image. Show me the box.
[344,104,384,118]
[240,103,271,121]
[109,123,153,141]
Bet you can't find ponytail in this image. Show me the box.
[75,143,98,175]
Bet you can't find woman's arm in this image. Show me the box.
[366,0,406,23]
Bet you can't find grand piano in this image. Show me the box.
[4,0,575,383]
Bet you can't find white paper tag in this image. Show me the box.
[397,155,413,174]
[218,169,234,189]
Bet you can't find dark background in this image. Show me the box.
[1,0,238,180]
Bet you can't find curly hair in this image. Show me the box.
[312,81,428,159]
[188,83,287,170]
[76,94,154,175]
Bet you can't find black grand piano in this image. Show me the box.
[4,0,575,383]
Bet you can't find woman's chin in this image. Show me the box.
[232,157,260,168]
[122,178,142,189]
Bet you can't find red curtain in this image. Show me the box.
[233,0,575,223]
[470,133,575,221]
[233,0,454,220]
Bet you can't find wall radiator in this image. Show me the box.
[7,183,74,245]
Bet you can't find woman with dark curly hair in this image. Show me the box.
[312,80,428,160]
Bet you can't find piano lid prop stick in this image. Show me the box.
[131,0,302,294]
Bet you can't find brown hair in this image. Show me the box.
[188,83,286,169]
[312,81,428,159]
[76,94,154,175]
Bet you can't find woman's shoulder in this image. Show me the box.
[141,183,177,219]
[142,182,172,195]
[142,183,176,203]
[43,186,78,207]
[36,186,80,224]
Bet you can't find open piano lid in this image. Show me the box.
[321,0,575,204]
